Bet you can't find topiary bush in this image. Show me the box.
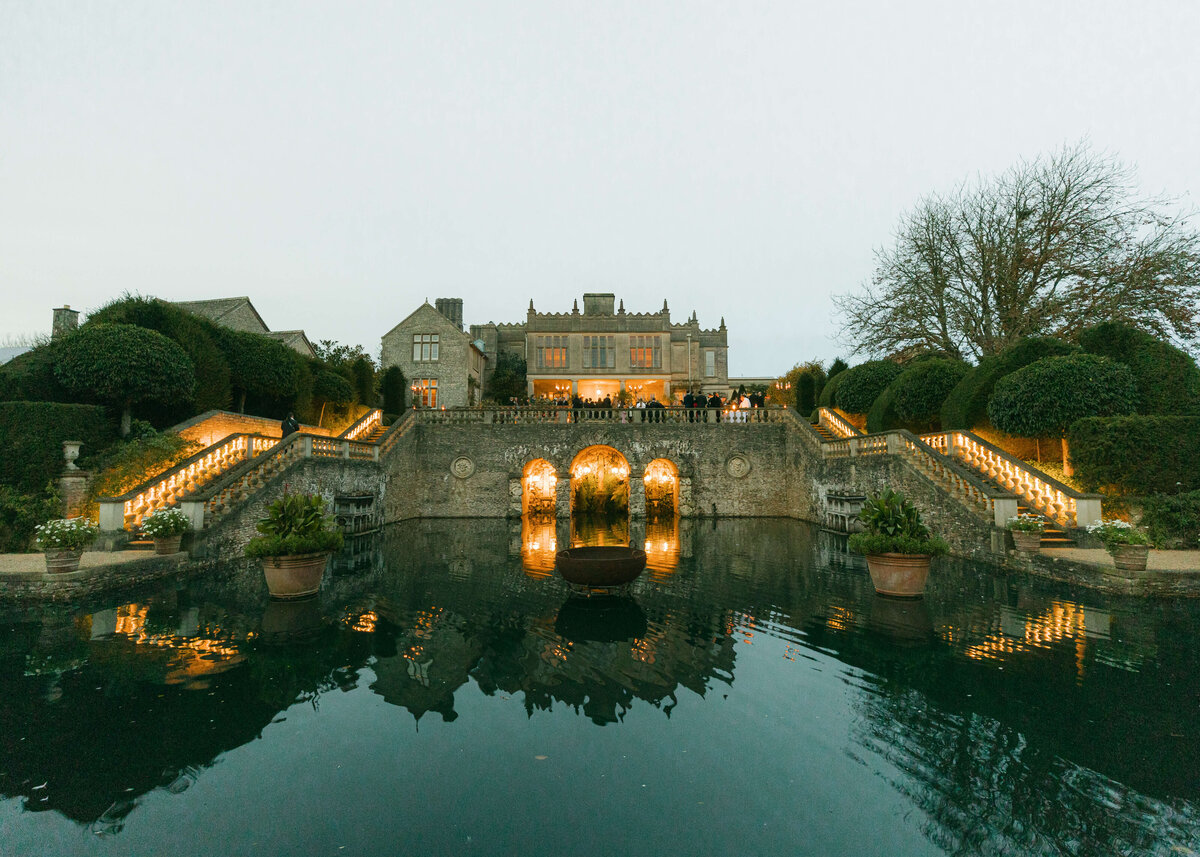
[380,365,407,415]
[867,358,969,433]
[87,295,233,417]
[0,402,117,492]
[989,354,1137,475]
[1068,415,1200,494]
[218,328,301,415]
[941,336,1077,429]
[834,360,903,414]
[0,340,72,404]
[1079,321,1200,415]
[54,323,195,436]
[796,373,817,415]
[818,371,844,408]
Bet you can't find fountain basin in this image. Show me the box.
[555,546,647,587]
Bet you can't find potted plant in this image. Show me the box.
[1006,513,1045,554]
[1087,519,1150,571]
[245,493,344,599]
[848,488,949,598]
[35,518,99,574]
[140,508,191,555]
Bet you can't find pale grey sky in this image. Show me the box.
[3,1,1198,375]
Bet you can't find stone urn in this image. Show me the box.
[262,553,330,599]
[153,534,184,555]
[44,549,83,574]
[865,553,931,598]
[1012,531,1043,554]
[62,440,82,471]
[1110,543,1150,571]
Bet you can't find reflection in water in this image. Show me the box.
[1,518,1199,855]
[570,512,629,547]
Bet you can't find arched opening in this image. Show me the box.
[522,459,557,517]
[569,446,630,517]
[643,458,679,519]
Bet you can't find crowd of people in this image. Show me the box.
[507,387,770,422]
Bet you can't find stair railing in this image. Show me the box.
[339,409,384,440]
[919,430,1102,528]
[98,433,278,531]
[816,407,865,439]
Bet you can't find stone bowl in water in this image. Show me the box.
[555,546,647,587]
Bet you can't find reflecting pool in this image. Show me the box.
[2,518,1199,856]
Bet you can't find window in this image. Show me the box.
[414,378,438,407]
[536,335,568,369]
[629,335,661,369]
[583,335,615,369]
[705,349,715,377]
[412,334,439,362]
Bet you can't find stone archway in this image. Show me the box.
[522,458,558,517]
[643,458,678,519]
[569,445,630,517]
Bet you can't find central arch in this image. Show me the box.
[570,445,630,517]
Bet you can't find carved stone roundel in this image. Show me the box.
[451,456,476,479]
[726,454,751,478]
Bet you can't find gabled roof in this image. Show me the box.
[174,297,270,333]
[266,330,317,358]
[381,301,472,342]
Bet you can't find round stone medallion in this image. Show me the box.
[725,454,751,478]
[451,456,476,479]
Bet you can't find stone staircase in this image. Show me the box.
[99,409,391,534]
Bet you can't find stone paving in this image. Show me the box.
[1040,547,1200,572]
[0,550,157,575]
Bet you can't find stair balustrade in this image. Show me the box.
[340,409,383,440]
[816,408,864,439]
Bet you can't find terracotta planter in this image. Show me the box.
[865,553,931,598]
[1011,530,1043,553]
[262,553,330,599]
[44,548,83,574]
[153,534,184,555]
[1110,543,1149,571]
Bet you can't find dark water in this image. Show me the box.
[2,518,1199,857]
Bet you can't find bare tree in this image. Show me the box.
[836,143,1200,360]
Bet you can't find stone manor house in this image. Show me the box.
[380,294,730,408]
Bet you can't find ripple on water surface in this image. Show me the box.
[1,517,1199,856]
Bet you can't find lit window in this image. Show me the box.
[413,334,439,362]
[536,335,568,369]
[415,378,438,407]
[630,335,661,369]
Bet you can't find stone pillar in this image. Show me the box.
[98,501,125,532]
[507,478,523,518]
[992,496,1019,528]
[1075,496,1103,528]
[179,500,206,531]
[677,477,694,517]
[555,472,572,519]
[886,432,902,455]
[629,471,646,519]
[58,472,92,519]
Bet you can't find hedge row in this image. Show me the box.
[1080,322,1200,416]
[0,402,117,492]
[1068,415,1200,494]
[940,337,1077,429]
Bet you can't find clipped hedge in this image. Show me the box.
[834,360,902,414]
[1079,321,1200,415]
[1069,416,1200,494]
[817,371,844,408]
[1138,490,1200,549]
[988,354,1137,438]
[941,336,1077,429]
[868,358,969,433]
[0,340,71,404]
[0,402,117,492]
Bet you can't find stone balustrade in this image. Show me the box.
[412,405,788,425]
[920,430,1102,528]
[816,407,864,439]
[340,408,383,440]
[98,433,277,531]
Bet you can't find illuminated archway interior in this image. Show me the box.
[643,458,678,518]
[570,446,630,517]
[523,459,557,517]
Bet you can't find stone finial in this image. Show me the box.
[529,299,535,312]
[572,299,580,314]
[719,316,726,329]
[618,299,625,314]
[662,299,669,312]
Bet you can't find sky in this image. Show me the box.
[2,1,1199,376]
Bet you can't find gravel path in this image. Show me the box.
[1042,547,1200,572]
[0,550,154,575]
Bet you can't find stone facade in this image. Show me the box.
[379,302,486,408]
[469,293,729,403]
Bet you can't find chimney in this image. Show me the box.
[434,298,464,331]
[582,293,616,316]
[52,305,79,339]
